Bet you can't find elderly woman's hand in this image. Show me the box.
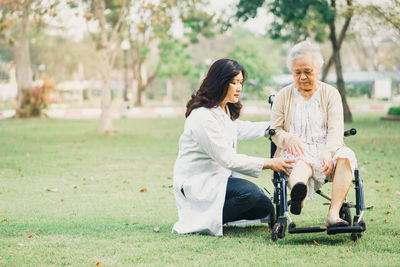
[288,135,305,156]
[321,154,334,176]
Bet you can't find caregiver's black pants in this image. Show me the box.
[222,177,274,224]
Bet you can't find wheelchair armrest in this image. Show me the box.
[344,128,357,137]
[264,128,275,137]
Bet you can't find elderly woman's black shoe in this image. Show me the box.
[290,182,307,215]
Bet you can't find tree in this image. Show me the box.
[227,28,284,98]
[126,0,222,106]
[81,0,127,133]
[356,0,400,35]
[0,0,58,115]
[236,0,354,122]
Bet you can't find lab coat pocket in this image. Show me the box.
[180,185,186,198]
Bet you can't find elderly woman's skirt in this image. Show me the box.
[280,145,357,199]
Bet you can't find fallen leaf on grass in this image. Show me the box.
[44,187,58,192]
[384,219,389,223]
[396,232,400,236]
[370,218,375,221]
[95,261,100,266]
[154,227,160,232]
[140,188,147,192]
[2,218,7,222]
[131,222,137,225]
[386,210,392,214]
[313,240,320,246]
[365,150,372,155]
[27,234,33,238]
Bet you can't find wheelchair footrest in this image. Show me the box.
[288,226,327,234]
[326,225,363,235]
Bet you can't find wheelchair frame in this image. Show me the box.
[266,95,366,241]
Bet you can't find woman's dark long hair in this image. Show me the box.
[185,58,247,120]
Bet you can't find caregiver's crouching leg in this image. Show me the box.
[327,158,353,225]
[222,177,274,224]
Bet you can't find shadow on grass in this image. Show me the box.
[223,224,354,245]
[223,225,268,236]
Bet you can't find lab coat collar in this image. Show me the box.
[212,105,231,120]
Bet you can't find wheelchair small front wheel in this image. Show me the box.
[271,223,281,242]
[351,219,366,241]
[268,215,276,230]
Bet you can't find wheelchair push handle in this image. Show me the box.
[268,95,275,108]
[344,128,357,137]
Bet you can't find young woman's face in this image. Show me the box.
[291,54,320,96]
[223,72,243,105]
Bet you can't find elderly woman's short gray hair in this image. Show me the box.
[286,41,324,71]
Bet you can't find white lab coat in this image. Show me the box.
[172,106,269,236]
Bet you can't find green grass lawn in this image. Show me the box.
[1,114,400,266]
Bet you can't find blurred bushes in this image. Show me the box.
[388,105,400,116]
[16,77,54,118]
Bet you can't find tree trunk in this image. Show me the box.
[132,58,143,107]
[321,5,352,82]
[14,5,32,110]
[99,69,113,133]
[98,46,113,132]
[97,0,113,133]
[134,84,143,107]
[321,55,334,82]
[329,21,352,122]
[166,79,173,104]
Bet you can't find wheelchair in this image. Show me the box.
[266,95,366,242]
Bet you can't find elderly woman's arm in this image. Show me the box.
[270,89,306,156]
[323,89,345,159]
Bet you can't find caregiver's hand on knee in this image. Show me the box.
[263,158,295,176]
[288,135,305,156]
[321,154,334,176]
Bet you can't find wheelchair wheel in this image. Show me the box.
[351,217,366,241]
[268,214,276,230]
[271,222,282,242]
[339,205,352,225]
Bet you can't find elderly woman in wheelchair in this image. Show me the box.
[270,41,358,228]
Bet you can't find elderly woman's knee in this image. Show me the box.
[335,157,352,171]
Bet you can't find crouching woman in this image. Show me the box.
[172,58,293,236]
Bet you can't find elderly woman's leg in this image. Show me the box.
[327,158,353,225]
[289,160,312,215]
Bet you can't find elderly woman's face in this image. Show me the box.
[291,55,320,97]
